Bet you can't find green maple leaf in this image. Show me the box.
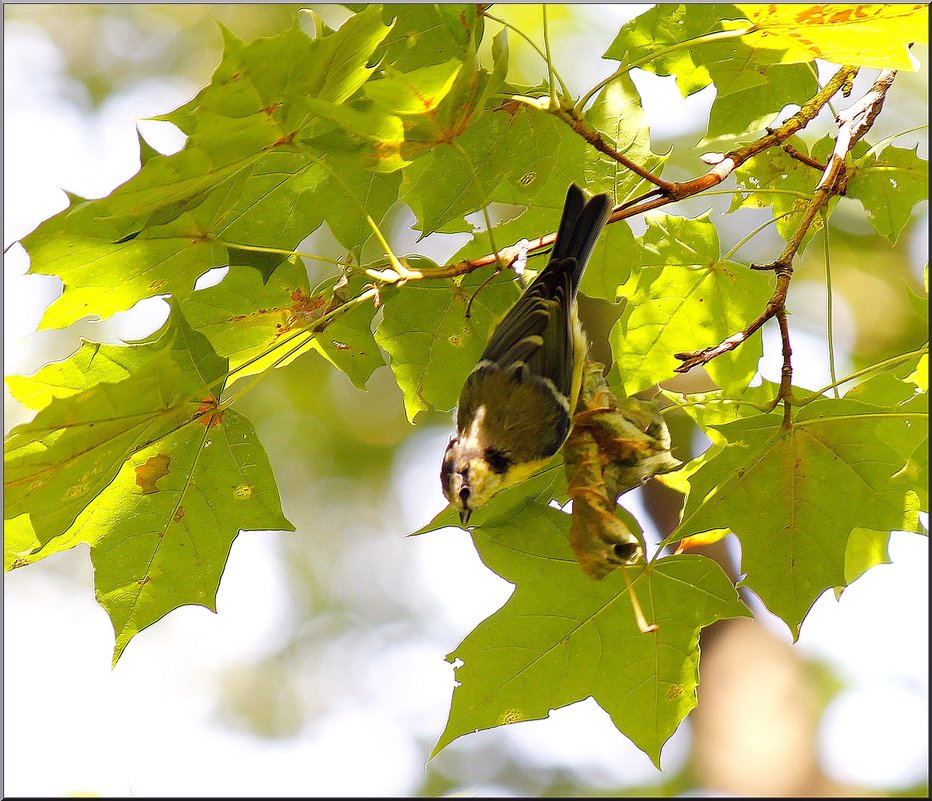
[314,24,505,196]
[375,4,483,73]
[846,144,929,243]
[419,491,748,766]
[699,45,816,144]
[364,58,463,115]
[5,306,226,545]
[179,262,382,389]
[6,339,145,412]
[670,397,924,635]
[655,381,782,496]
[603,4,727,96]
[844,362,929,508]
[4,306,293,660]
[612,212,773,395]
[399,109,535,234]
[22,209,229,330]
[375,268,519,421]
[22,10,394,329]
[603,4,815,143]
[90,407,291,664]
[583,74,667,207]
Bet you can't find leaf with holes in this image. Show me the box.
[847,144,929,243]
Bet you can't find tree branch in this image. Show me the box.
[671,69,898,420]
[555,106,674,191]
[383,65,860,286]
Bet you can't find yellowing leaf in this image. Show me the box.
[364,59,463,114]
[737,3,928,70]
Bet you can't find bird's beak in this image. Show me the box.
[459,508,472,527]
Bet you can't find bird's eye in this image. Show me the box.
[613,542,639,562]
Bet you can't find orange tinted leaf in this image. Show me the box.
[135,454,171,494]
[737,3,928,69]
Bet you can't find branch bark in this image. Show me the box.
[672,69,898,422]
[370,65,860,285]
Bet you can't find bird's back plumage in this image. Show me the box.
[472,185,611,405]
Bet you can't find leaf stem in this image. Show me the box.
[482,10,572,100]
[796,345,929,403]
[721,211,793,262]
[209,238,353,269]
[622,566,658,634]
[821,210,840,398]
[659,396,774,415]
[541,5,560,109]
[300,146,413,282]
[450,140,503,267]
[857,123,930,163]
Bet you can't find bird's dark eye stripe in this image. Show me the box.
[484,448,510,474]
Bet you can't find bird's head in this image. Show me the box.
[440,430,513,526]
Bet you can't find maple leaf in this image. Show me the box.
[670,398,924,635]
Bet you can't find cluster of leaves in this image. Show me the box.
[4,3,928,766]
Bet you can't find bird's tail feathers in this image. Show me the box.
[550,184,612,288]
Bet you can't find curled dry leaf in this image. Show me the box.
[563,361,681,579]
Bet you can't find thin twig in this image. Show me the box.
[776,308,794,428]
[556,106,673,191]
[783,143,827,171]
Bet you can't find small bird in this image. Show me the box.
[441,184,613,525]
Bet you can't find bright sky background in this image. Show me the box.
[4,5,928,796]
